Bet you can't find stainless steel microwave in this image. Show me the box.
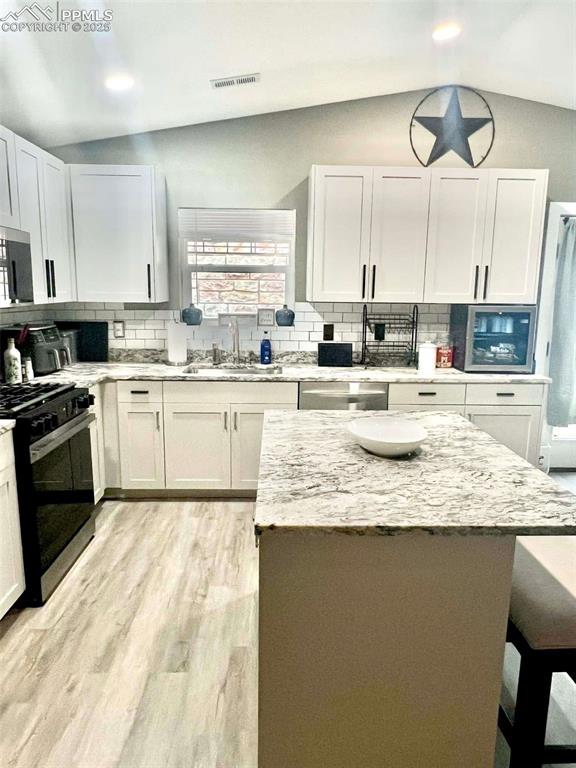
[450,305,537,373]
[0,227,33,306]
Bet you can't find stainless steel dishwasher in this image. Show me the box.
[299,381,389,410]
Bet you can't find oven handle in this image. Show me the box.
[29,412,95,464]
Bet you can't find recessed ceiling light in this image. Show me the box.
[432,22,462,42]
[105,74,135,92]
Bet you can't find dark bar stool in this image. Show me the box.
[499,536,576,768]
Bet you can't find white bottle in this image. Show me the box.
[4,338,22,384]
[417,342,437,376]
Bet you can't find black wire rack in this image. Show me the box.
[360,304,419,366]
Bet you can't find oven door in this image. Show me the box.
[28,412,97,600]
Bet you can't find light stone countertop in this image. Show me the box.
[37,362,551,389]
[254,409,576,536]
[0,420,15,437]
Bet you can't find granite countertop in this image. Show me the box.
[38,362,551,388]
[0,420,15,437]
[254,410,576,536]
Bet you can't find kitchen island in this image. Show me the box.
[255,410,576,768]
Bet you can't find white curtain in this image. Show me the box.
[548,218,576,426]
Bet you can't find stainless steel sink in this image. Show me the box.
[182,364,283,375]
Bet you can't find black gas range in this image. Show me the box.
[1,381,99,605]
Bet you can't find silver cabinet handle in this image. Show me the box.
[224,411,228,431]
[234,411,238,431]
[473,265,480,300]
[155,410,160,430]
[483,265,489,300]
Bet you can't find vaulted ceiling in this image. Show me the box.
[1,0,574,148]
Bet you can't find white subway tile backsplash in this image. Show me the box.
[154,310,177,320]
[0,299,451,356]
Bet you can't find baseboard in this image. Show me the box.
[103,488,256,500]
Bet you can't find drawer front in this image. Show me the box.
[389,404,466,415]
[117,381,163,403]
[164,381,298,405]
[465,384,544,406]
[388,383,466,406]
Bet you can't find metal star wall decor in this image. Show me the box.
[410,85,495,167]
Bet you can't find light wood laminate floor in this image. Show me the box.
[1,499,572,768]
[0,500,258,768]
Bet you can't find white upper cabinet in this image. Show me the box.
[14,135,74,304]
[42,154,74,302]
[14,136,47,303]
[0,126,20,229]
[306,165,547,306]
[370,167,430,303]
[70,164,168,303]
[481,169,548,304]
[424,168,489,303]
[307,165,372,302]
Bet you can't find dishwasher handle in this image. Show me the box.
[301,389,389,398]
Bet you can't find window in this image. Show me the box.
[178,208,296,320]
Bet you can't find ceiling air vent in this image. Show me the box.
[210,73,261,90]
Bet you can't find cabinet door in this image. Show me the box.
[118,402,165,489]
[465,405,542,465]
[231,402,297,490]
[0,462,25,620]
[70,165,155,303]
[482,170,548,304]
[42,154,74,303]
[370,168,430,302]
[424,168,488,303]
[14,136,49,303]
[90,386,106,503]
[0,126,20,228]
[307,165,372,302]
[164,403,230,490]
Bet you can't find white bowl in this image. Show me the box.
[348,417,427,457]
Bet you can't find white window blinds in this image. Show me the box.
[177,208,296,243]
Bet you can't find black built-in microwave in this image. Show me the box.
[0,227,34,305]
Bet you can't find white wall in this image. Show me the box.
[49,88,576,305]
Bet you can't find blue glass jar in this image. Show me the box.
[275,304,295,327]
[181,303,203,326]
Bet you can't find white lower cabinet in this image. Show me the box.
[118,402,165,490]
[388,381,544,466]
[164,403,230,490]
[0,434,25,620]
[465,405,542,465]
[89,386,106,502]
[117,381,299,491]
[231,403,297,490]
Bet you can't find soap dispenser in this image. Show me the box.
[260,331,272,365]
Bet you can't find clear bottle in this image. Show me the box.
[23,356,35,382]
[4,338,22,384]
